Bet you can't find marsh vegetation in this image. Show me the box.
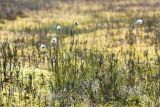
[0,0,160,106]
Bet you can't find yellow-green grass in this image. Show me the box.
[0,0,160,106]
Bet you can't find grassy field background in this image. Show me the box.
[0,0,160,106]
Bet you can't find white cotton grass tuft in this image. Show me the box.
[50,37,57,47]
[135,19,143,25]
[57,25,61,30]
[40,44,47,49]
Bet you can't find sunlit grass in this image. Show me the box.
[0,0,160,106]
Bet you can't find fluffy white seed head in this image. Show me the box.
[50,37,57,46]
[57,25,61,30]
[40,44,47,49]
[135,19,143,25]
